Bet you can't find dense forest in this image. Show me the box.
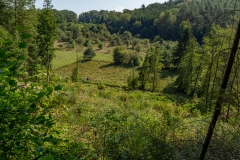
[1,0,240,159]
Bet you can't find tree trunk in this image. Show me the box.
[131,60,135,89]
[199,19,240,160]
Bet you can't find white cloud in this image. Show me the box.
[114,6,125,12]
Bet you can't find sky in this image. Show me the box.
[35,0,167,15]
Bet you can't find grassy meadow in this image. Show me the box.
[53,43,147,69]
[55,60,133,87]
[50,44,240,159]
[53,50,113,69]
[52,80,240,159]
[53,44,152,87]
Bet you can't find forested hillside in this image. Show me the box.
[76,0,239,41]
[1,0,240,159]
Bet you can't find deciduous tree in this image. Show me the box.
[36,0,57,81]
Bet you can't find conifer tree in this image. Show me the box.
[0,0,37,33]
[175,37,199,95]
[173,21,192,66]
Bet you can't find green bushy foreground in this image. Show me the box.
[49,81,240,159]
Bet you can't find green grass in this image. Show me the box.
[52,47,240,160]
[52,46,175,89]
[53,44,147,69]
[54,61,177,90]
[53,50,114,69]
[53,50,77,69]
[54,81,239,160]
[55,60,133,86]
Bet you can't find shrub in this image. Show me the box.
[98,42,103,49]
[57,44,63,48]
[113,46,125,65]
[132,38,141,49]
[83,47,96,61]
[98,83,106,90]
[129,52,140,66]
[134,43,142,53]
[113,47,140,66]
[83,39,92,47]
[127,76,140,89]
[76,37,86,44]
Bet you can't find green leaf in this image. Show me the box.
[17,55,25,60]
[54,85,62,91]
[22,116,29,122]
[31,138,43,146]
[30,103,37,108]
[9,80,17,87]
[0,49,6,57]
[9,66,17,72]
[47,86,53,93]
[16,26,23,32]
[2,146,10,152]
[4,39,13,45]
[39,155,54,160]
[37,92,45,99]
[9,123,14,130]
[19,42,27,48]
[45,155,54,160]
[0,153,7,160]
[21,33,31,39]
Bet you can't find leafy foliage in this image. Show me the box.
[0,30,62,159]
[113,47,140,66]
[83,47,96,61]
[37,6,57,67]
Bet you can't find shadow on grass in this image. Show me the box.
[99,63,134,69]
[99,63,116,68]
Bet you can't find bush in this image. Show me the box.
[83,39,92,47]
[68,39,76,49]
[113,46,126,65]
[98,42,103,49]
[83,47,96,61]
[58,44,63,48]
[113,47,140,66]
[132,38,141,49]
[134,43,142,53]
[98,84,106,90]
[129,52,140,66]
[127,76,139,89]
[76,37,86,44]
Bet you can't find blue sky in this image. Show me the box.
[35,0,167,15]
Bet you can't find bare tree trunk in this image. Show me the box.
[236,57,240,118]
[210,52,221,110]
[226,64,237,121]
[199,19,240,160]
[152,71,157,92]
[193,54,203,96]
[204,48,215,111]
[47,47,50,82]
